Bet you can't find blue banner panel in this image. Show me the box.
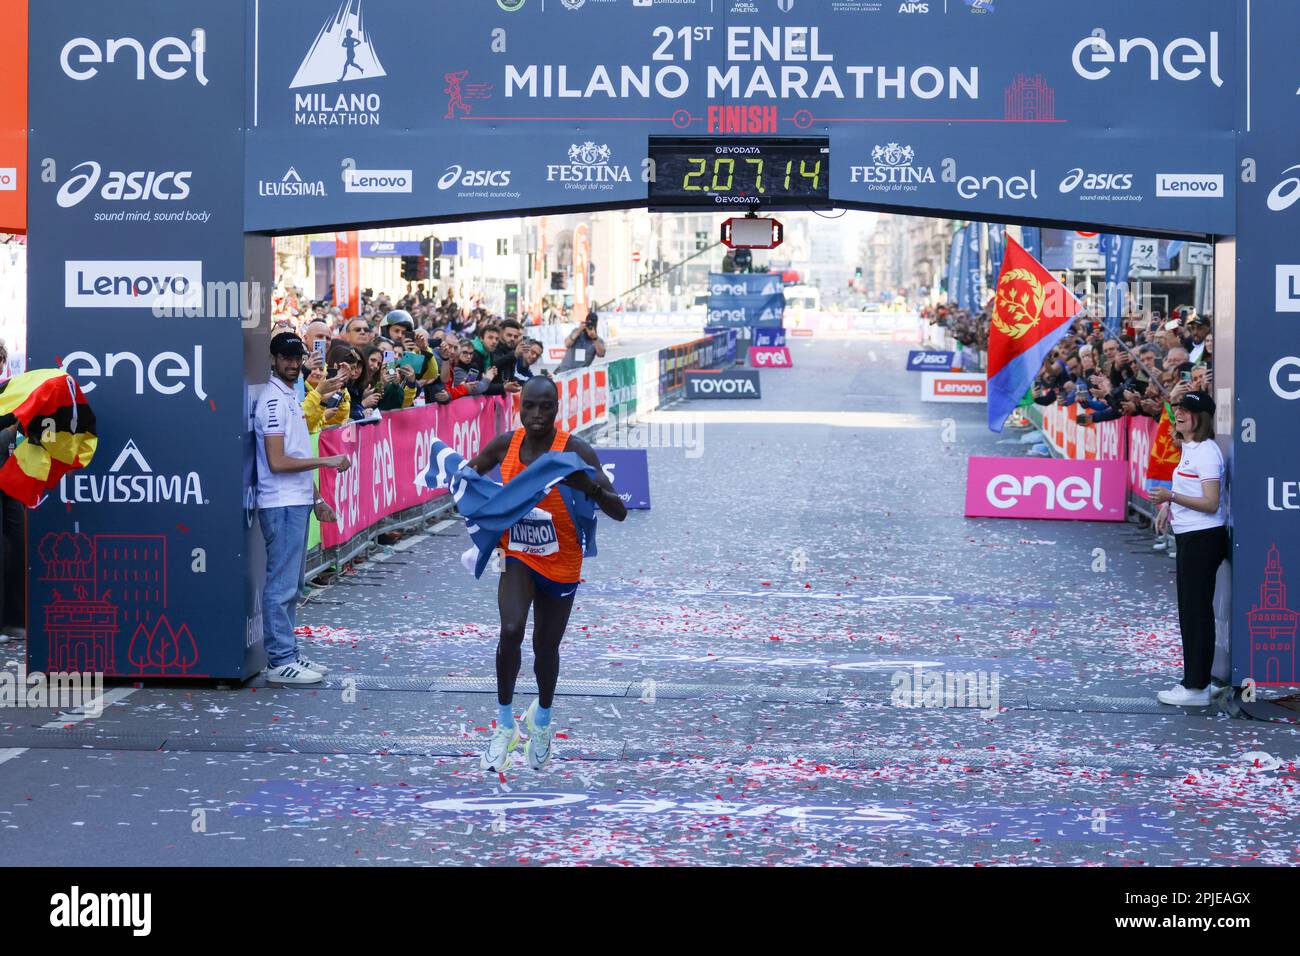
[684,368,762,400]
[244,0,1236,236]
[596,448,650,510]
[1230,0,1300,686]
[28,0,256,679]
[752,326,787,348]
[707,272,785,327]
[310,239,423,257]
[907,350,959,372]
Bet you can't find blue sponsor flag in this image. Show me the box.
[1100,234,1134,335]
[1163,239,1186,270]
[964,224,982,312]
[955,226,970,310]
[1021,227,1041,262]
[420,439,597,578]
[988,224,1006,282]
[708,273,786,327]
[946,229,963,301]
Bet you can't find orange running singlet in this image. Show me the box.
[498,428,582,584]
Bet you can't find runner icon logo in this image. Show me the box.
[291,0,386,88]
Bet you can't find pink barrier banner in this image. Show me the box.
[1126,414,1160,500]
[749,346,792,368]
[317,397,508,548]
[964,456,1128,522]
[1036,402,1128,461]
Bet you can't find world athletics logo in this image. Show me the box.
[964,0,994,11]
[497,0,526,10]
[561,0,585,9]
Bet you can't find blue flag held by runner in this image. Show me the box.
[418,439,598,578]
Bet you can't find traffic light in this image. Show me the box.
[401,256,426,281]
[551,271,565,290]
[854,265,863,279]
[496,238,510,256]
[431,259,441,280]
[695,230,708,252]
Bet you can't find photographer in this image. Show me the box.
[556,311,607,372]
[1148,391,1227,707]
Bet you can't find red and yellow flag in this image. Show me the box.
[1147,403,1180,483]
[0,369,98,506]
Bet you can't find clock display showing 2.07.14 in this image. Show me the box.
[647,137,830,209]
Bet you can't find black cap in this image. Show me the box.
[270,332,307,357]
[1179,390,1215,415]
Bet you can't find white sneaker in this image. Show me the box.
[266,662,324,685]
[295,655,331,675]
[480,720,522,772]
[523,699,555,771]
[1152,538,1168,551]
[1157,684,1211,707]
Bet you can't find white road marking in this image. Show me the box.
[393,533,430,552]
[0,748,26,767]
[41,686,138,729]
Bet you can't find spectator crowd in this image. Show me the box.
[269,281,550,435]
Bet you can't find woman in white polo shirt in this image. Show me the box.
[1149,391,1228,706]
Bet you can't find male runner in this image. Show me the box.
[466,377,627,771]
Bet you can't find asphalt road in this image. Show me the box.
[1,336,1297,866]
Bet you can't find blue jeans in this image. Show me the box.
[259,505,312,667]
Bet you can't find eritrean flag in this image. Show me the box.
[0,369,98,506]
[987,236,1082,432]
[1147,403,1181,486]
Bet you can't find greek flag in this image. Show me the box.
[418,439,598,578]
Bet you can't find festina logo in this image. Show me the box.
[259,167,327,197]
[60,439,206,505]
[850,143,935,185]
[546,142,631,183]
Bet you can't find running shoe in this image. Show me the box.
[480,720,522,772]
[1156,684,1211,707]
[1152,537,1168,551]
[523,699,555,771]
[295,655,331,675]
[265,662,324,685]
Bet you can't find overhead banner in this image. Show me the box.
[245,0,1235,236]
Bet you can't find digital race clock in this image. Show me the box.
[647,136,830,210]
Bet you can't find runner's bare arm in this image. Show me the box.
[466,432,513,475]
[564,436,628,521]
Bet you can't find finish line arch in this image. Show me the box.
[23,0,1297,685]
